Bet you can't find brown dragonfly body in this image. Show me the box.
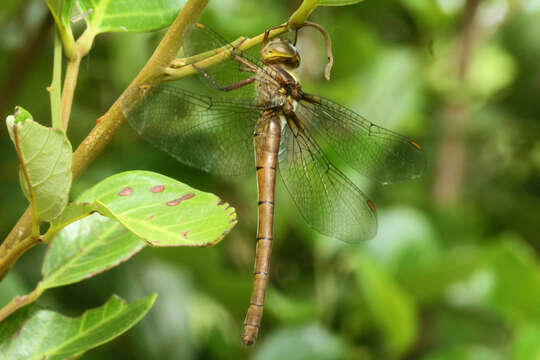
[245,53,302,343]
[246,111,280,344]
[122,23,425,346]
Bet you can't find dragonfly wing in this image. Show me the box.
[296,94,426,184]
[121,84,260,175]
[183,23,262,99]
[278,118,377,243]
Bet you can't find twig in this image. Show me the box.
[458,0,481,80]
[0,235,38,283]
[165,25,290,81]
[49,30,62,129]
[0,286,43,322]
[60,52,82,130]
[288,0,319,29]
[432,0,481,204]
[302,21,334,80]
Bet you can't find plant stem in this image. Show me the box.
[288,0,319,29]
[0,286,44,322]
[44,0,76,60]
[165,25,289,81]
[60,51,81,131]
[50,30,62,129]
[0,233,38,284]
[432,0,480,205]
[0,0,210,282]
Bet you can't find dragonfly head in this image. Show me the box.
[261,38,300,69]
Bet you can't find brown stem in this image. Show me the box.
[458,0,481,80]
[0,286,43,322]
[302,21,334,80]
[432,0,480,205]
[0,234,39,283]
[165,25,290,81]
[61,53,82,130]
[0,0,210,282]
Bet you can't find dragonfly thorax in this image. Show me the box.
[261,38,300,69]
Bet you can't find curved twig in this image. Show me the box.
[302,21,334,80]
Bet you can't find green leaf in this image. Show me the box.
[352,252,418,356]
[511,323,540,360]
[6,108,72,222]
[10,105,32,124]
[0,294,156,360]
[288,0,364,28]
[39,213,144,290]
[45,202,97,240]
[78,170,237,247]
[44,0,76,59]
[38,170,235,289]
[254,323,347,360]
[78,0,185,35]
[120,261,234,357]
[288,0,319,29]
[399,245,481,304]
[45,0,75,27]
[484,236,540,322]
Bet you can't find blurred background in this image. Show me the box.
[1,0,540,359]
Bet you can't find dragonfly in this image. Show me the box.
[120,23,425,345]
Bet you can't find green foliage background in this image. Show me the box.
[1,0,540,359]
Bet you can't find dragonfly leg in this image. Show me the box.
[192,63,256,92]
[228,38,259,74]
[238,64,255,73]
[231,54,259,73]
[222,37,260,74]
[230,37,247,55]
[261,23,288,59]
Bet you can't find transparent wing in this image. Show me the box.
[120,84,260,175]
[279,118,377,243]
[183,23,263,99]
[297,94,426,184]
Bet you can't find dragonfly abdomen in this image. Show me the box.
[243,112,282,346]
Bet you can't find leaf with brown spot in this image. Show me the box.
[150,185,165,193]
[118,187,133,196]
[80,171,237,247]
[166,193,195,206]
